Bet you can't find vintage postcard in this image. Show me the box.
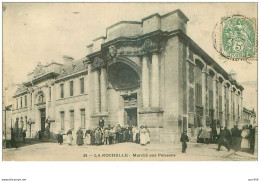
[2,3,258,161]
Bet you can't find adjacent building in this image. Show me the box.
[11,9,248,143]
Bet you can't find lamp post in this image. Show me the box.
[3,105,11,148]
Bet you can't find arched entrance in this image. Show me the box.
[108,58,141,126]
[35,90,46,133]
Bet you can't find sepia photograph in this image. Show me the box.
[2,2,258,161]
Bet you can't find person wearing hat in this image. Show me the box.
[57,130,63,145]
[180,130,189,153]
[217,127,230,151]
[99,117,104,128]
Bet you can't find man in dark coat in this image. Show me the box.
[57,131,63,145]
[99,117,104,128]
[217,127,231,151]
[22,130,26,143]
[180,130,189,153]
[90,129,95,145]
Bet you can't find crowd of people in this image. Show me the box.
[180,124,256,154]
[57,124,151,146]
[194,124,256,153]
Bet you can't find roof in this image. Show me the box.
[142,9,189,22]
[13,84,27,97]
[56,58,88,80]
[243,107,256,114]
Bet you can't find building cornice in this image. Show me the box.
[24,72,59,87]
[55,69,88,83]
[87,29,243,91]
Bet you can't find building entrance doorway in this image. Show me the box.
[125,108,137,127]
[40,108,46,132]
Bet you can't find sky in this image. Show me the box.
[3,3,257,87]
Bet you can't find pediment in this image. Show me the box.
[33,64,46,78]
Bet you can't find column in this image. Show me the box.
[87,63,92,128]
[240,93,243,127]
[31,91,37,137]
[228,88,233,129]
[31,91,35,119]
[234,91,237,125]
[254,126,258,156]
[94,69,100,113]
[151,53,160,108]
[201,69,207,127]
[45,86,49,120]
[213,76,218,120]
[222,84,226,127]
[100,67,108,112]
[51,84,55,131]
[142,55,150,108]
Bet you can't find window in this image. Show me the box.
[49,87,51,101]
[20,97,23,108]
[80,78,84,94]
[20,117,23,129]
[16,98,18,109]
[25,95,27,107]
[25,116,27,130]
[219,96,222,112]
[60,111,65,130]
[30,93,32,106]
[38,94,44,103]
[70,110,74,130]
[226,99,229,113]
[80,109,85,128]
[195,83,202,106]
[70,81,74,96]
[60,84,64,98]
[209,90,213,109]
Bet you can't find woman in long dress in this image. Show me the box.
[95,128,101,145]
[140,126,148,145]
[85,129,91,145]
[67,129,73,146]
[76,127,84,146]
[132,126,137,143]
[200,127,211,144]
[144,126,150,144]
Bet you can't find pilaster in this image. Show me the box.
[151,52,160,108]
[100,67,108,113]
[142,55,150,108]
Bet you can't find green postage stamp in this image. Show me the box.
[220,15,257,60]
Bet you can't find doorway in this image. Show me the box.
[125,108,137,127]
[40,108,46,132]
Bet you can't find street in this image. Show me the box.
[2,140,257,161]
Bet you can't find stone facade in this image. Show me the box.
[11,9,245,143]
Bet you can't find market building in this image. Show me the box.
[11,9,246,143]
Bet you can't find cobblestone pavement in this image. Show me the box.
[2,141,257,161]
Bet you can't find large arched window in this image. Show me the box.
[108,61,140,90]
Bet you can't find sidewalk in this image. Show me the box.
[3,141,257,161]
